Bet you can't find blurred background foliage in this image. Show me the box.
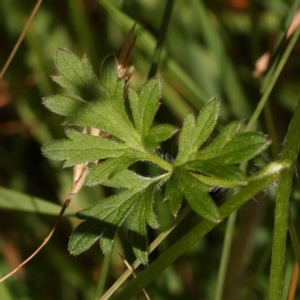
[1,0,300,299]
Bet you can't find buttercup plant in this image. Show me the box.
[41,48,270,264]
[1,2,300,299]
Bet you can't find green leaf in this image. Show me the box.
[101,169,150,189]
[68,218,106,255]
[53,49,101,101]
[100,55,119,97]
[143,124,178,148]
[174,112,195,166]
[183,186,221,223]
[191,97,220,152]
[194,120,243,160]
[100,226,119,255]
[49,51,142,149]
[180,170,221,222]
[86,151,147,186]
[175,97,219,166]
[43,95,87,116]
[165,168,210,216]
[144,183,159,229]
[100,56,131,124]
[184,160,246,186]
[165,171,183,215]
[128,194,148,264]
[191,173,246,188]
[128,88,140,130]
[42,129,129,167]
[129,78,161,137]
[68,176,163,263]
[68,189,140,256]
[206,132,270,164]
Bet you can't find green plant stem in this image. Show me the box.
[268,98,300,300]
[95,254,111,299]
[148,0,174,79]
[109,173,280,300]
[99,205,191,300]
[246,26,300,132]
[215,210,237,300]
[147,151,173,172]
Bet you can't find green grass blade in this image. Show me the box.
[95,254,111,298]
[189,0,251,119]
[215,210,237,300]
[0,187,73,216]
[148,0,174,79]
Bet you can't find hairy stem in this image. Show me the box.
[268,98,300,299]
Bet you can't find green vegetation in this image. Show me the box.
[1,1,300,299]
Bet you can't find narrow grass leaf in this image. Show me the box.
[0,187,69,215]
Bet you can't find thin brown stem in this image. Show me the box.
[0,0,42,79]
[287,262,299,300]
[0,194,71,282]
[118,253,151,300]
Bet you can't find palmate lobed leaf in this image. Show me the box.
[45,50,142,149]
[43,48,271,263]
[167,97,269,219]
